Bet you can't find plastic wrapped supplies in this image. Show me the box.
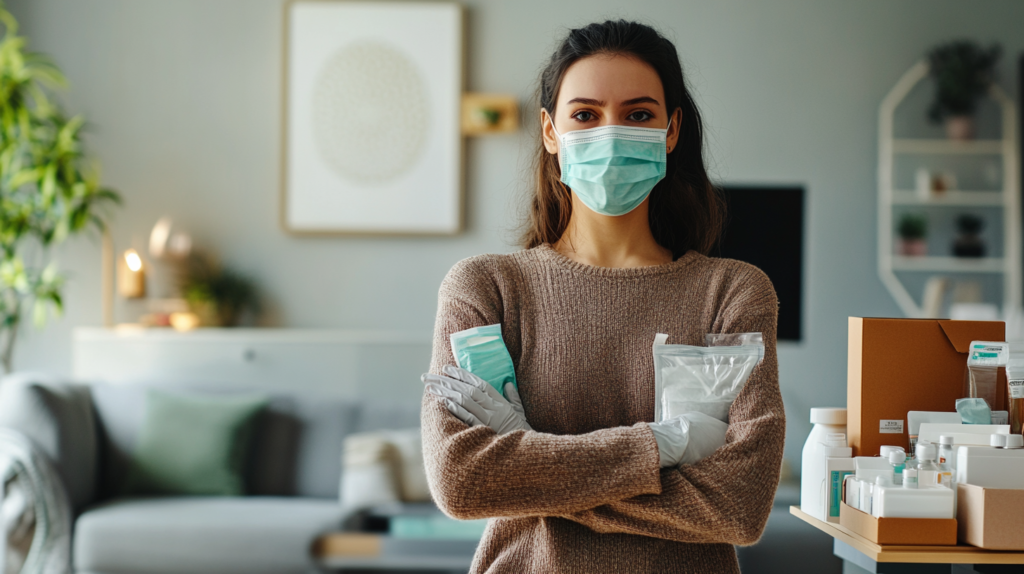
[652,333,764,423]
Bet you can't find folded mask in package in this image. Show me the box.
[652,333,764,423]
[450,324,517,394]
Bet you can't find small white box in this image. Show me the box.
[873,485,955,519]
[855,456,895,484]
[956,446,1024,489]
[918,423,1010,446]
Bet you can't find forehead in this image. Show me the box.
[558,53,664,105]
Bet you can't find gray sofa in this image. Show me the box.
[0,374,422,574]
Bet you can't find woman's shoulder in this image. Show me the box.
[443,248,537,282]
[440,248,544,296]
[690,254,778,309]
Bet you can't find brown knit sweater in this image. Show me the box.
[422,243,785,573]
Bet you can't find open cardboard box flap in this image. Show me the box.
[937,320,989,353]
[847,318,1004,457]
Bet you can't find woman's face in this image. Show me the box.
[542,53,681,157]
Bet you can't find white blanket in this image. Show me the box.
[0,429,71,574]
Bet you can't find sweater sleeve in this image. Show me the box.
[558,264,786,546]
[421,256,664,520]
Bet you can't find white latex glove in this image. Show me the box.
[422,365,532,435]
[648,412,729,468]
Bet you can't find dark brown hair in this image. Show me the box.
[521,20,725,258]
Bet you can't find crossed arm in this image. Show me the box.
[421,260,785,546]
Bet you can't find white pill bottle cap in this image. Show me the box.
[810,408,847,425]
[880,445,905,458]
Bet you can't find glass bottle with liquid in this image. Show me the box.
[888,450,906,485]
[937,435,956,472]
[1008,360,1024,435]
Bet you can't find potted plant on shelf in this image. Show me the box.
[952,214,985,258]
[179,252,260,327]
[926,40,1001,140]
[0,8,120,373]
[897,213,928,256]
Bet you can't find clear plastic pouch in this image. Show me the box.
[962,341,1009,410]
[653,333,764,423]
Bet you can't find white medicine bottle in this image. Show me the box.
[916,443,940,487]
[800,408,847,520]
[937,435,956,471]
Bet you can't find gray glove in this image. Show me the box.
[648,411,729,468]
[422,365,532,435]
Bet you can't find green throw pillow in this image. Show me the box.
[123,388,267,496]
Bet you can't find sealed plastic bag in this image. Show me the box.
[653,333,764,423]
[962,340,1009,411]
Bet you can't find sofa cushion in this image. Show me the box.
[73,497,346,574]
[91,384,359,499]
[122,388,267,496]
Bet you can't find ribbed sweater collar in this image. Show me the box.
[532,243,702,278]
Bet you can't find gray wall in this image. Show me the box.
[7,0,1024,470]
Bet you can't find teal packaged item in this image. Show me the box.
[390,515,488,540]
[956,397,993,425]
[551,122,669,216]
[450,324,517,394]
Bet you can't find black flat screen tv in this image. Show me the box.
[711,186,805,341]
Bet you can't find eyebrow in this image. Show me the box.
[565,96,661,106]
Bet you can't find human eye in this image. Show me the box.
[627,110,654,122]
[570,110,596,123]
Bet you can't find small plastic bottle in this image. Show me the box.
[916,443,941,488]
[888,450,906,485]
[937,435,956,470]
[859,479,872,513]
[903,466,919,489]
[872,475,892,517]
[845,475,861,511]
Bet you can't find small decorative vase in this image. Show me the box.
[953,234,985,258]
[945,115,976,141]
[898,238,927,256]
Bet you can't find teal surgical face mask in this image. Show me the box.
[450,324,517,394]
[551,119,670,216]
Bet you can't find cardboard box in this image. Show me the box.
[957,483,1024,550]
[847,318,1004,457]
[839,502,957,545]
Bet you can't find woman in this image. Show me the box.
[420,20,785,573]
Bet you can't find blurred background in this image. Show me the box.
[1,1,1022,573]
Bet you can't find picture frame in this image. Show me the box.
[280,0,465,236]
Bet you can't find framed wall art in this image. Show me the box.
[281,1,464,235]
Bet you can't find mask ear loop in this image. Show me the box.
[544,109,568,181]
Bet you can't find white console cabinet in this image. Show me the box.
[72,327,433,405]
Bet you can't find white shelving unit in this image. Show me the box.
[878,60,1021,318]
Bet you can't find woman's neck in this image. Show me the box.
[553,195,673,268]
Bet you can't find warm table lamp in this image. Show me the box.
[117,249,146,299]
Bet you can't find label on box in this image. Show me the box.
[1010,379,1024,399]
[829,470,855,518]
[879,419,904,434]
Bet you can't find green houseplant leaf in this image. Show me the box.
[0,2,120,373]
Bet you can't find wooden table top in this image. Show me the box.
[789,506,1024,565]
